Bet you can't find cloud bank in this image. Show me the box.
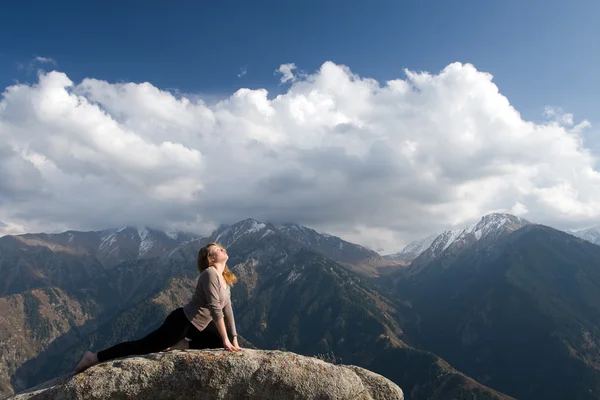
[0,61,597,252]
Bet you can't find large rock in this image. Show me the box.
[7,349,403,400]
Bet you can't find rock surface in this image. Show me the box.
[7,349,403,400]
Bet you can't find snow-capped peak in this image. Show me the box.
[278,223,327,247]
[137,227,149,239]
[386,233,438,262]
[137,227,156,257]
[449,213,527,245]
[279,223,311,235]
[166,231,179,240]
[212,218,271,247]
[247,220,267,233]
[572,225,600,245]
[99,231,118,256]
[413,213,531,262]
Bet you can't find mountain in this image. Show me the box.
[278,222,406,277]
[385,233,438,263]
[395,223,600,399]
[14,226,198,269]
[0,227,199,397]
[4,218,511,399]
[572,225,600,246]
[404,213,530,272]
[0,286,104,396]
[210,218,277,248]
[206,218,406,277]
[0,225,199,303]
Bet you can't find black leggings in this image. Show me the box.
[97,307,223,363]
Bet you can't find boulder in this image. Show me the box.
[8,349,403,399]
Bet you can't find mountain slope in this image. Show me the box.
[572,225,600,246]
[220,228,510,399]
[278,222,406,277]
[14,226,198,269]
[0,228,197,398]
[9,219,511,399]
[397,224,600,399]
[404,213,530,272]
[206,218,406,277]
[0,287,99,396]
[385,233,438,263]
[0,235,117,301]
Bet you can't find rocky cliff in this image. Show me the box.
[7,349,403,400]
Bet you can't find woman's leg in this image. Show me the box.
[75,308,189,373]
[165,338,189,351]
[187,321,224,350]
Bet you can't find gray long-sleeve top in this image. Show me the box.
[182,267,237,338]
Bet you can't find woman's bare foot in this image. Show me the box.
[165,338,189,351]
[74,351,98,373]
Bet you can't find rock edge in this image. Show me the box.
[7,349,403,400]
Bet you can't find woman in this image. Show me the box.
[74,242,242,373]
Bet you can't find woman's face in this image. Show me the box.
[209,245,228,263]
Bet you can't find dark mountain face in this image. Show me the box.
[2,219,510,400]
[217,225,511,399]
[395,224,600,400]
[278,223,406,277]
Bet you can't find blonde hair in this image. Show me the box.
[197,242,238,286]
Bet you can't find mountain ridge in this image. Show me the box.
[394,223,600,399]
[385,233,438,263]
[1,217,510,399]
[5,213,600,398]
[388,213,531,272]
[572,225,600,246]
[3,226,200,269]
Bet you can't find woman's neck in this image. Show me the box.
[212,263,226,275]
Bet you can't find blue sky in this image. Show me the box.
[1,0,598,123]
[1,0,600,250]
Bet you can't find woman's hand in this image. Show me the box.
[232,336,242,351]
[223,338,241,352]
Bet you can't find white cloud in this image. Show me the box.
[510,202,528,216]
[17,56,58,74]
[276,63,296,83]
[0,62,598,253]
[34,56,57,65]
[238,67,247,78]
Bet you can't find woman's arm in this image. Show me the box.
[223,300,241,349]
[215,317,238,351]
[201,269,240,351]
[223,301,237,338]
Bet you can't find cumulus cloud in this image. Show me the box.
[0,62,598,253]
